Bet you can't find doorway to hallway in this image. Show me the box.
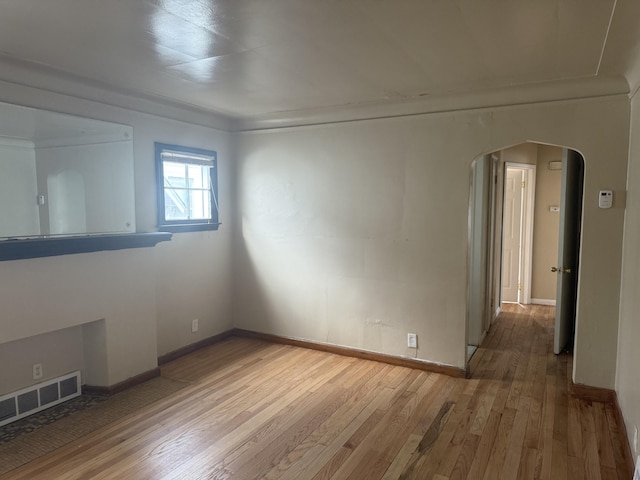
[467,143,584,364]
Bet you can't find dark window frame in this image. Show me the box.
[155,142,220,232]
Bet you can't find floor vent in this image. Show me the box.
[0,371,81,428]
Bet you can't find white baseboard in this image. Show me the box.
[531,298,556,306]
[494,306,502,320]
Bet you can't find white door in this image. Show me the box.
[554,149,583,354]
[502,168,524,303]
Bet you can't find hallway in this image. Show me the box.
[468,303,631,479]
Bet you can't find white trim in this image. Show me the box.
[522,165,536,305]
[531,298,557,306]
[0,55,232,132]
[494,306,502,320]
[0,52,630,133]
[233,77,629,131]
[0,136,34,149]
[504,163,536,305]
[467,329,487,349]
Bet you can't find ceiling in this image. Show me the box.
[0,0,639,121]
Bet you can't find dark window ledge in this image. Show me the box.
[0,232,172,262]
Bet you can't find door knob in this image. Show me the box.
[551,266,572,274]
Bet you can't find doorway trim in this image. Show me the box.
[502,162,536,305]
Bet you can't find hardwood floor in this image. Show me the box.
[0,304,632,479]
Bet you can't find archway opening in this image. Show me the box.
[467,142,584,365]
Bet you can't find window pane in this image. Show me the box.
[163,162,187,188]
[156,142,218,229]
[164,189,189,220]
[189,189,211,220]
[187,165,210,189]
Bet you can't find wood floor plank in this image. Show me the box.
[603,402,634,479]
[569,454,587,480]
[593,401,617,469]
[229,362,389,478]
[276,384,397,480]
[466,410,502,478]
[195,364,381,479]
[321,372,429,479]
[155,359,370,480]
[551,438,569,480]
[481,407,517,480]
[263,367,397,479]
[360,379,455,480]
[310,446,353,480]
[0,304,632,480]
[517,447,542,480]
[379,433,422,480]
[581,404,604,480]
[539,373,557,479]
[501,396,532,479]
[99,349,353,480]
[397,399,455,479]
[400,381,468,479]
[568,394,585,458]
[448,432,481,480]
[428,392,475,477]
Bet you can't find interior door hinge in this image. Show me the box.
[518,283,522,291]
[521,181,526,188]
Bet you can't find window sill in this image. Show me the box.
[0,232,172,262]
[159,223,221,233]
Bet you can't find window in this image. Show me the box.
[155,143,219,232]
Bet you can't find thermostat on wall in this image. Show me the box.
[599,190,613,209]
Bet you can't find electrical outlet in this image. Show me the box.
[191,318,199,333]
[407,333,418,349]
[32,363,43,380]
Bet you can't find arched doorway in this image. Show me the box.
[467,142,584,364]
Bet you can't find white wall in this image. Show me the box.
[0,249,158,390]
[235,96,629,387]
[0,82,234,393]
[0,140,40,237]
[616,92,640,458]
[0,326,83,393]
[131,117,235,357]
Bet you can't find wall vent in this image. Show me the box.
[0,371,81,427]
